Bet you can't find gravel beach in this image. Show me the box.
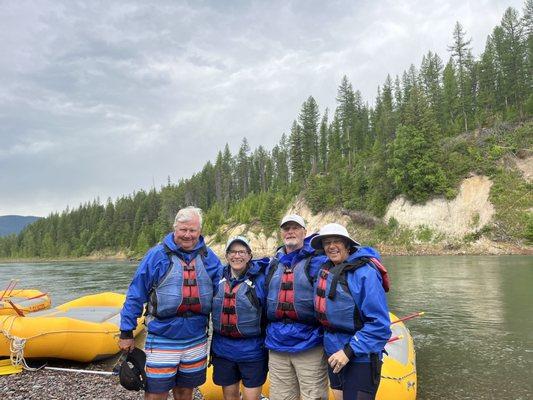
[0,367,204,400]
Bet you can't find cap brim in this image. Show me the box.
[225,239,251,253]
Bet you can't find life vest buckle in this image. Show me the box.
[223,306,236,314]
[281,282,293,290]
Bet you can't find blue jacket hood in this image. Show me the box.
[223,257,270,280]
[163,232,207,257]
[347,246,381,262]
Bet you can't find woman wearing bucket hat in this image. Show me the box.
[210,236,270,400]
[310,223,391,400]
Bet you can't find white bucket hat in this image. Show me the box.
[310,223,360,250]
[280,214,306,229]
[225,236,251,253]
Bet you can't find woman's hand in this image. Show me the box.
[328,349,350,373]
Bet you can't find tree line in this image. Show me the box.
[1,3,531,258]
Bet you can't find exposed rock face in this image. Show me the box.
[514,155,533,183]
[384,175,495,238]
[206,196,352,257]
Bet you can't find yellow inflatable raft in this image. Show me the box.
[199,312,417,400]
[0,292,144,362]
[0,289,51,315]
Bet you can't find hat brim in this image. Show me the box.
[310,234,360,250]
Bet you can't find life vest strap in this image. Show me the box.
[223,306,236,314]
[281,282,293,290]
[183,278,197,286]
[181,297,200,305]
[277,302,295,311]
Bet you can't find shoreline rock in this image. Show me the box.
[0,368,204,400]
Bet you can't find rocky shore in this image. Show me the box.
[0,367,204,400]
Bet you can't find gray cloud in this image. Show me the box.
[0,0,524,216]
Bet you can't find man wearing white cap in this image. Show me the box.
[264,214,329,400]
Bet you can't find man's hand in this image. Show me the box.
[328,349,349,374]
[118,338,135,352]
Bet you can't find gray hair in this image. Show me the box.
[173,206,203,229]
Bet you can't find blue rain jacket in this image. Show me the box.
[120,232,222,340]
[264,235,328,353]
[211,258,269,362]
[320,247,391,362]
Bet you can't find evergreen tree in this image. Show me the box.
[448,22,475,131]
[236,138,251,199]
[289,120,305,185]
[420,51,445,130]
[298,96,320,174]
[318,109,329,172]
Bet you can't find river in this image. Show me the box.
[1,255,532,399]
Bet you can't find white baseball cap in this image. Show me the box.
[225,236,251,253]
[280,214,306,229]
[310,223,360,249]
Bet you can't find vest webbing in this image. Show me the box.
[267,253,315,323]
[315,259,368,330]
[220,281,243,337]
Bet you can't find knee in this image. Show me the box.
[172,386,193,400]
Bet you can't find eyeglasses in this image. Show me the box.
[323,238,346,247]
[227,250,249,256]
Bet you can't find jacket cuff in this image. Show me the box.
[120,330,134,339]
[343,343,355,360]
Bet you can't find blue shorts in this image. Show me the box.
[212,354,268,388]
[144,333,208,393]
[328,361,381,398]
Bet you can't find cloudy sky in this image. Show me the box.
[0,0,525,217]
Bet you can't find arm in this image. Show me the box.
[119,248,166,339]
[346,266,391,356]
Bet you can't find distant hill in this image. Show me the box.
[0,215,40,237]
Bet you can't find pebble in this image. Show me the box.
[0,368,205,400]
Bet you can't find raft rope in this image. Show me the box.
[1,314,121,371]
[381,368,417,383]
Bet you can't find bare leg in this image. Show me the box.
[172,386,194,400]
[222,383,241,400]
[332,389,343,400]
[242,385,262,400]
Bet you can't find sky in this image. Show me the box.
[0,0,525,217]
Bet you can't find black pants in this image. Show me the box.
[328,361,382,400]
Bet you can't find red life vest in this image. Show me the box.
[315,257,390,332]
[176,257,202,316]
[222,281,244,337]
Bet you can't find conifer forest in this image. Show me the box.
[1,3,532,258]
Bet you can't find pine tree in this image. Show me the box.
[289,120,305,185]
[298,96,320,174]
[443,59,460,133]
[318,109,329,172]
[524,0,533,113]
[498,7,527,117]
[236,138,250,199]
[448,22,474,131]
[420,51,445,130]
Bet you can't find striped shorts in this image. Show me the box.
[144,333,208,393]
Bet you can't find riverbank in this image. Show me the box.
[1,239,531,264]
[0,368,204,400]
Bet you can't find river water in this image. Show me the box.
[1,256,532,399]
